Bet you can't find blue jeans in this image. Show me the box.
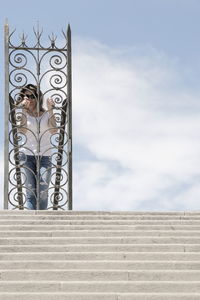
[20,154,52,210]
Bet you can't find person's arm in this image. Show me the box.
[16,100,30,134]
[47,98,58,134]
[17,109,28,134]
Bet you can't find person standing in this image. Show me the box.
[17,84,57,210]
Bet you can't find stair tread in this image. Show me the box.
[1,210,200,295]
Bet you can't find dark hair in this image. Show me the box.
[18,84,45,112]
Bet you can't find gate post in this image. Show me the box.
[4,21,9,210]
[67,25,72,210]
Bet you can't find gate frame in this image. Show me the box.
[4,21,73,210]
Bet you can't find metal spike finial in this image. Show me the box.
[37,20,39,33]
[67,24,71,38]
[4,19,9,42]
[33,21,43,41]
[19,31,27,46]
[62,28,67,40]
[48,31,57,48]
[67,23,71,35]
[9,28,16,41]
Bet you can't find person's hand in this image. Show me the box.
[47,98,55,110]
[20,98,30,109]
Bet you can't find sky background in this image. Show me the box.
[1,0,200,210]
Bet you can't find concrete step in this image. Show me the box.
[1,260,200,270]
[1,220,200,225]
[0,244,197,252]
[1,224,200,230]
[1,293,200,300]
[2,215,200,220]
[1,230,200,237]
[2,220,200,226]
[0,211,192,215]
[0,236,200,245]
[2,269,200,281]
[0,210,200,215]
[0,251,200,260]
[1,210,200,297]
[0,251,200,261]
[1,281,200,292]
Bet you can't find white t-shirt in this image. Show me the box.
[19,111,53,156]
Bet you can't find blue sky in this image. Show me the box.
[1,0,200,61]
[1,0,200,210]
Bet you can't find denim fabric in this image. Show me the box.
[20,154,52,210]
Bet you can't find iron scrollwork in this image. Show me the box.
[4,23,72,210]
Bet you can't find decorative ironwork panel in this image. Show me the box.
[4,23,72,210]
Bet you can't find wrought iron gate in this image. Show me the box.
[4,22,72,210]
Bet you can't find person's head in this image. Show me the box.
[19,84,45,112]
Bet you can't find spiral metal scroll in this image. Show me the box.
[4,23,72,210]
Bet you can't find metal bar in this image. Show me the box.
[67,24,73,210]
[51,114,65,210]
[52,103,68,209]
[5,27,24,209]
[9,47,67,51]
[36,36,40,211]
[9,96,23,209]
[52,26,72,210]
[4,21,9,209]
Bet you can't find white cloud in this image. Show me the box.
[3,37,200,211]
[72,37,200,211]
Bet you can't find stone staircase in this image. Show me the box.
[1,211,200,299]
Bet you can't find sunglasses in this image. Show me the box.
[24,94,36,100]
